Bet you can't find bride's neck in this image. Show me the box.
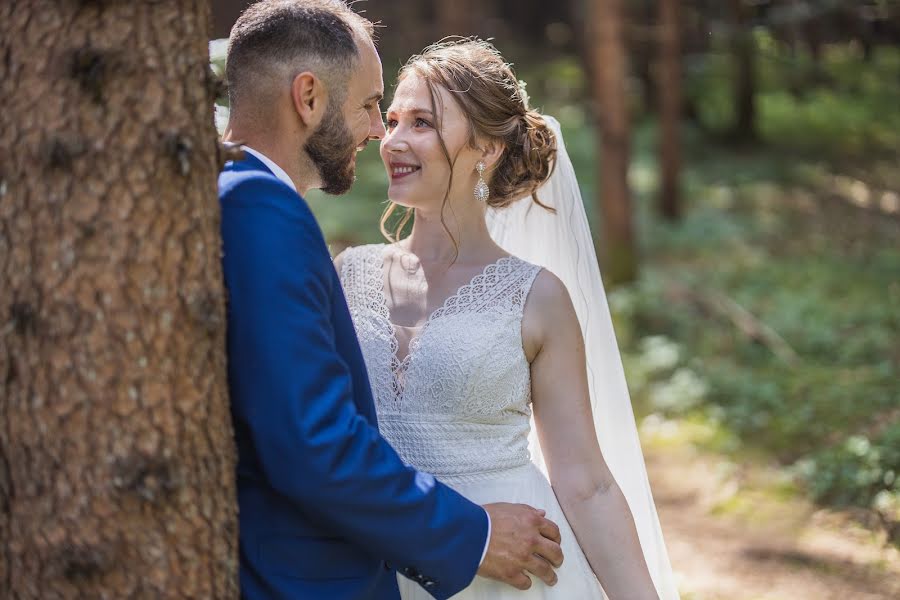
[403,203,498,265]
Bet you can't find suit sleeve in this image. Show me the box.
[221,178,488,598]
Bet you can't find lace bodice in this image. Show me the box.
[340,244,542,483]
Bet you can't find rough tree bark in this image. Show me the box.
[0,2,238,597]
[658,0,682,221]
[590,0,638,285]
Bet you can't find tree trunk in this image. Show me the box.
[590,0,637,285]
[0,2,238,597]
[632,0,657,115]
[729,0,757,142]
[658,0,682,221]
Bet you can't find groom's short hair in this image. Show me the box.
[226,0,375,115]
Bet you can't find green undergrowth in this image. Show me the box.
[617,134,900,534]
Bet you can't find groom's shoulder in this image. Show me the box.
[218,160,289,201]
[218,163,311,222]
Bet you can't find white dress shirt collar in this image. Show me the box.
[242,146,298,194]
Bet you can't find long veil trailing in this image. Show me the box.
[486,116,680,599]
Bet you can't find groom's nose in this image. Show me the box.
[369,111,386,141]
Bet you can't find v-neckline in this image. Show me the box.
[375,245,515,376]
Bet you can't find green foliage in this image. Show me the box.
[686,35,900,156]
[615,129,900,526]
[793,424,900,516]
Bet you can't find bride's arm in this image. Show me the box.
[525,270,659,600]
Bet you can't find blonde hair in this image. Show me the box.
[380,38,557,243]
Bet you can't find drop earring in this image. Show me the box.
[474,161,489,203]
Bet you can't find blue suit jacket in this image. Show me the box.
[219,153,488,600]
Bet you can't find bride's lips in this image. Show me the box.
[389,161,421,181]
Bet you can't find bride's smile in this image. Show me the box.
[388,161,421,180]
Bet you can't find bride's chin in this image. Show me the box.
[385,188,402,201]
[386,189,418,208]
[387,196,417,209]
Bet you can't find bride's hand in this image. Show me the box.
[478,502,564,590]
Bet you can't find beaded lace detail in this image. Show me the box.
[340,244,542,483]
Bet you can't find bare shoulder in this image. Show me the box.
[522,267,579,360]
[527,268,573,313]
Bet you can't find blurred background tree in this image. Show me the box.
[211,0,900,594]
[591,0,639,284]
[657,0,684,222]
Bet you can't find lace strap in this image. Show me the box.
[455,257,540,318]
[337,245,359,303]
[508,262,543,319]
[338,244,383,313]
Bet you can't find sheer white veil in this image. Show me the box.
[486,116,679,599]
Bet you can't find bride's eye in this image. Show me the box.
[414,118,432,128]
[385,118,398,129]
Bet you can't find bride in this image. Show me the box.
[336,39,678,599]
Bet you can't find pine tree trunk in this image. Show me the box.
[590,0,638,285]
[729,0,757,142]
[633,0,657,115]
[658,0,682,221]
[0,1,238,597]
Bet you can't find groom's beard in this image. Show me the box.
[305,102,357,195]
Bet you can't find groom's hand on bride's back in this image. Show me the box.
[478,502,564,590]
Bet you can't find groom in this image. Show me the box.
[218,1,564,598]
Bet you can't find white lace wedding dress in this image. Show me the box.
[339,243,607,599]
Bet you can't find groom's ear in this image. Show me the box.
[290,71,326,129]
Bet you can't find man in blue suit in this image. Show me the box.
[218,2,565,598]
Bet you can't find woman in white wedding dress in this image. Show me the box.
[337,39,678,599]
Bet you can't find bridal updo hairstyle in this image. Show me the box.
[382,38,558,241]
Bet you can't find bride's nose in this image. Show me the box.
[382,129,410,154]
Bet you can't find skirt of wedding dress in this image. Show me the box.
[398,462,607,599]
